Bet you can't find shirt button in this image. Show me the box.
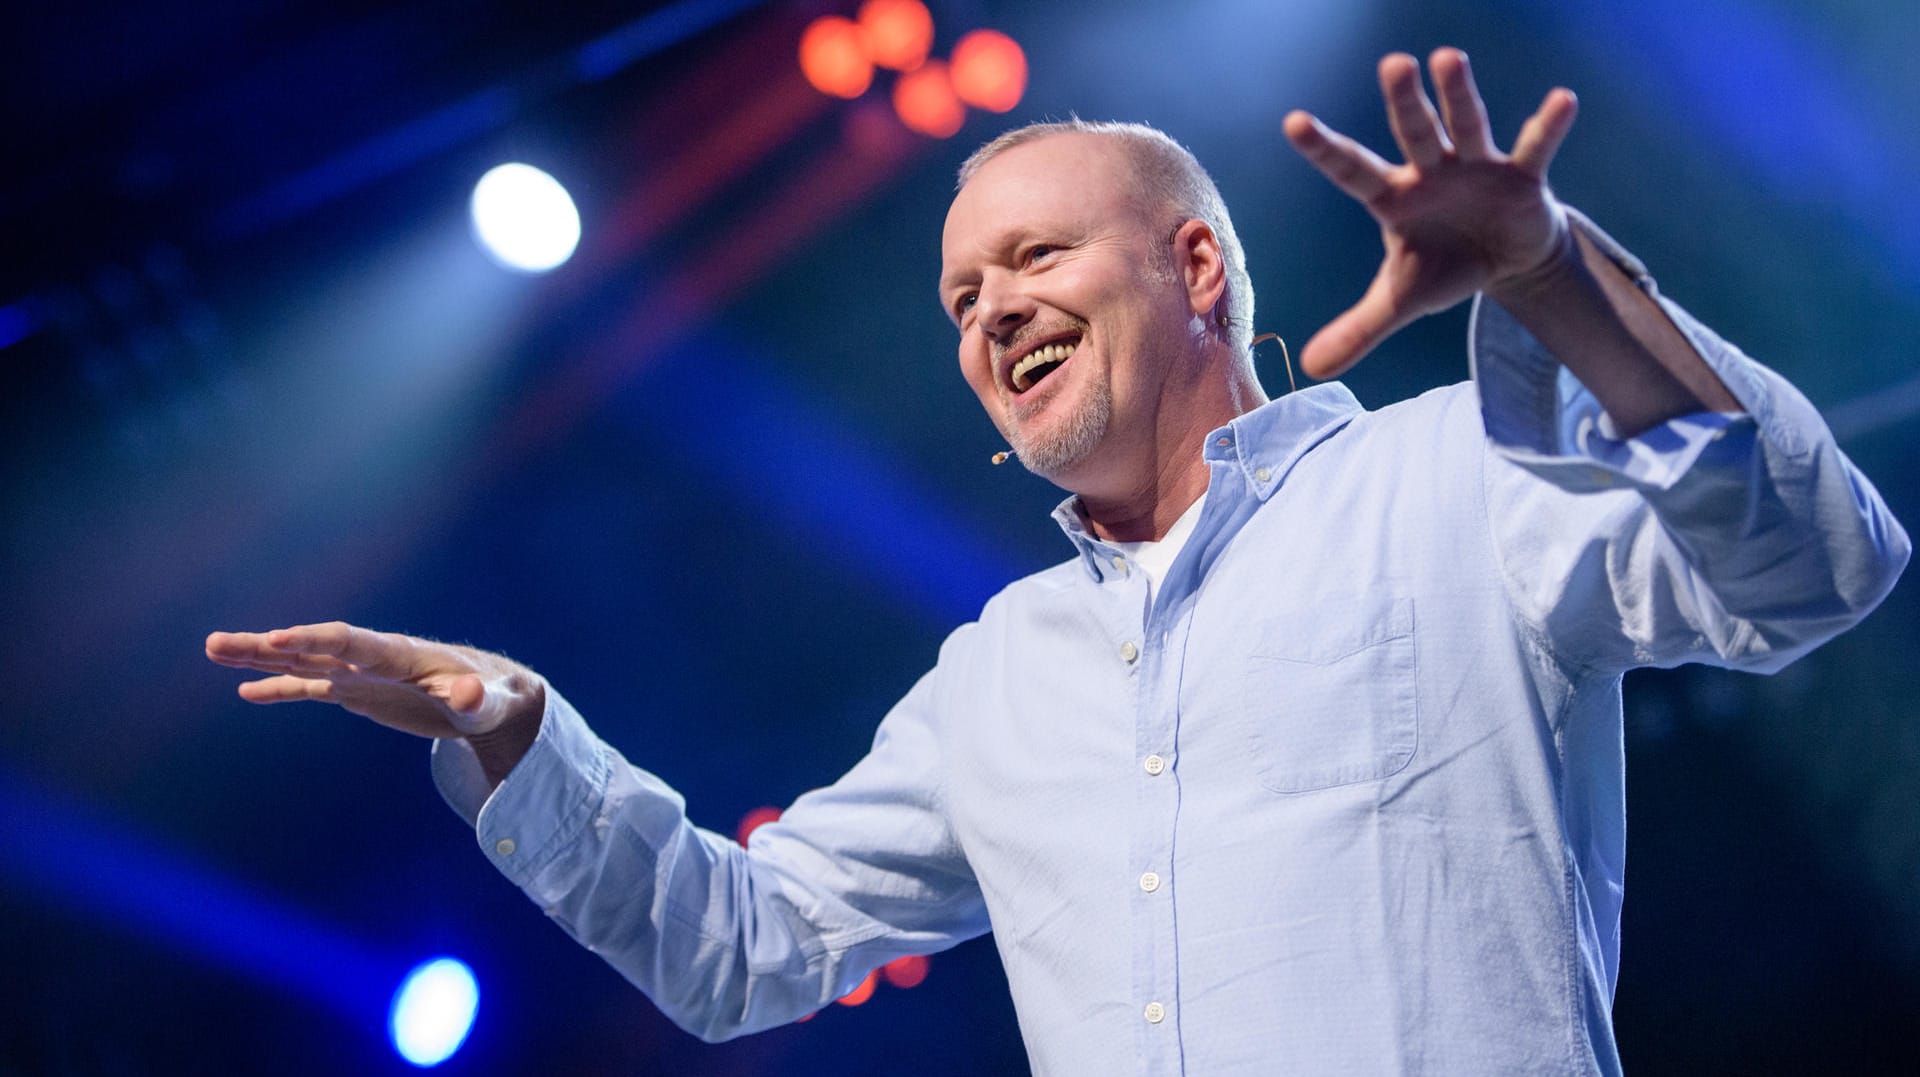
[1143,754,1166,776]
[1254,466,1272,483]
[1214,436,1231,447]
[1120,640,1139,663]
[1144,1001,1166,1024]
[495,838,517,856]
[1110,554,1127,572]
[1139,871,1162,893]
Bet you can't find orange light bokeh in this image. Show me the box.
[735,805,783,846]
[857,0,934,72]
[881,954,930,989]
[799,15,873,99]
[836,970,879,1007]
[949,29,1026,113]
[893,59,966,139]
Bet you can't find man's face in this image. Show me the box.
[940,134,1196,488]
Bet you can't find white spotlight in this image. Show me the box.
[389,956,480,1067]
[469,163,581,273]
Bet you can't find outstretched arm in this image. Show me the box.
[1284,47,1739,435]
[205,621,545,785]
[207,620,988,1041]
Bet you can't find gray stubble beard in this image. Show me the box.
[1006,377,1114,480]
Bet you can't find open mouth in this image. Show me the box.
[1009,338,1078,393]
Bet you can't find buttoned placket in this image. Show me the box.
[1060,421,1294,1074]
[1131,434,1268,1073]
[1105,510,1240,1074]
[1104,548,1178,1074]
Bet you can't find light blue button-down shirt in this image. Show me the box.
[435,222,1907,1074]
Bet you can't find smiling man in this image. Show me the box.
[943,124,1260,540]
[208,50,1906,1074]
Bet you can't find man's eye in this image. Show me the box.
[1025,245,1055,264]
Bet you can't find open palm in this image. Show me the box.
[1284,47,1578,379]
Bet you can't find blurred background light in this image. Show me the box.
[800,15,874,99]
[858,0,934,72]
[882,954,930,989]
[949,30,1026,113]
[0,301,36,350]
[388,957,480,1067]
[469,163,582,273]
[836,970,879,1007]
[894,59,967,138]
[736,805,784,845]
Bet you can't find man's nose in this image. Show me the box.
[974,274,1035,342]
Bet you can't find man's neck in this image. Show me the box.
[1078,372,1267,543]
[1079,461,1212,544]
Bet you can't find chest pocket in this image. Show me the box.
[1236,593,1418,794]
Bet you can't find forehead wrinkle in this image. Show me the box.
[938,133,1140,305]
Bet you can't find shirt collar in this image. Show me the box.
[1051,382,1365,580]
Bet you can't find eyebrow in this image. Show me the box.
[937,219,1028,298]
[936,258,984,317]
[938,243,993,296]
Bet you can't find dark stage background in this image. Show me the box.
[3,1,1917,1073]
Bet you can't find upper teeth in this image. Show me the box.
[1011,341,1077,391]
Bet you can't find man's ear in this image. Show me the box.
[1173,218,1228,321]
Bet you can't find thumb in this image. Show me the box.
[1300,274,1406,380]
[447,673,488,717]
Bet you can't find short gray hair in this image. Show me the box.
[957,120,1255,356]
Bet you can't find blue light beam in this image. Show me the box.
[0,301,36,350]
[618,332,1027,626]
[573,0,765,82]
[1521,0,1920,285]
[0,767,398,1022]
[213,0,771,239]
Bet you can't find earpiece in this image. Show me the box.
[1251,332,1296,394]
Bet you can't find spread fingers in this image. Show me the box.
[1379,52,1451,168]
[1429,48,1495,160]
[1284,111,1393,204]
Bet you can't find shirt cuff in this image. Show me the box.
[1467,205,1777,494]
[429,683,613,891]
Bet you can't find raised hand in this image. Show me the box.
[1284,47,1579,379]
[205,621,544,741]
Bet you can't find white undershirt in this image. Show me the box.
[1105,491,1209,604]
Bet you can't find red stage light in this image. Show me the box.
[893,59,966,139]
[881,954,930,989]
[800,16,874,99]
[949,29,1026,113]
[736,806,783,846]
[836,970,879,1006]
[858,0,934,72]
